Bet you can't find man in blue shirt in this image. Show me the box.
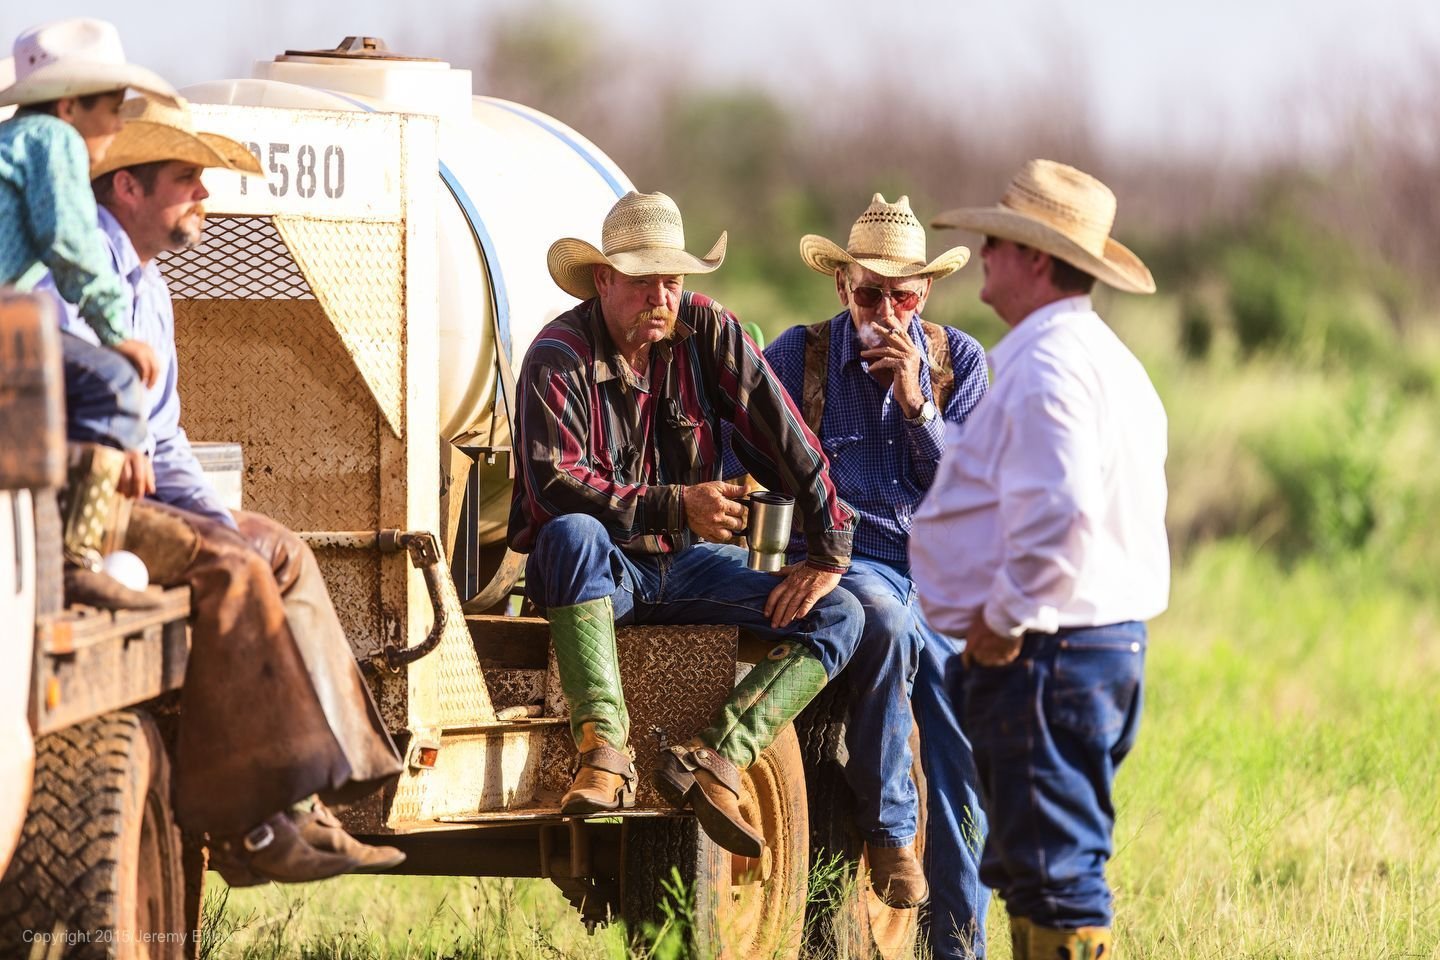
[41,96,406,886]
[731,194,991,955]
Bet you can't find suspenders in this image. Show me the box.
[800,318,956,434]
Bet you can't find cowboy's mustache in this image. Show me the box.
[634,306,676,324]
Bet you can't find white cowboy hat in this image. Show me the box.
[931,159,1155,295]
[0,19,178,109]
[91,95,263,179]
[547,191,727,300]
[800,194,970,280]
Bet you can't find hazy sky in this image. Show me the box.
[4,0,1438,154]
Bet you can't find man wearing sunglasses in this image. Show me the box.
[726,194,990,953]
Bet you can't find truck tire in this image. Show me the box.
[621,726,808,960]
[0,710,188,959]
[796,676,926,960]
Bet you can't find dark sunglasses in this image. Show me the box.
[850,284,922,311]
[983,235,1028,252]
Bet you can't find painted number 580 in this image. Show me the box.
[238,142,346,199]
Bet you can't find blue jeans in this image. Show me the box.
[524,513,862,680]
[62,332,146,451]
[964,623,1146,930]
[837,557,931,845]
[914,625,990,959]
[841,557,989,958]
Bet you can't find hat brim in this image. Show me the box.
[91,121,264,179]
[931,206,1155,295]
[799,234,970,281]
[0,59,178,108]
[547,232,728,300]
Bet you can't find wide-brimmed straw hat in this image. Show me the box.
[931,159,1154,295]
[800,194,970,280]
[91,95,263,179]
[547,191,727,300]
[0,19,178,109]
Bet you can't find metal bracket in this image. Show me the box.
[296,528,448,671]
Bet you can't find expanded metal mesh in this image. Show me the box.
[159,216,314,300]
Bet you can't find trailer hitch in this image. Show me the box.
[297,529,448,670]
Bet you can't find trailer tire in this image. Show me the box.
[621,726,807,960]
[0,710,188,959]
[796,676,926,960]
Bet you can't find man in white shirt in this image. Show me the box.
[911,159,1169,960]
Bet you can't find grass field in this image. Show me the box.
[205,297,1440,959]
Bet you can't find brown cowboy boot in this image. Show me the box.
[60,443,158,610]
[289,798,405,873]
[655,738,761,856]
[548,598,637,815]
[209,812,371,888]
[1027,923,1113,959]
[865,841,929,908]
[655,641,827,857]
[1010,915,1032,958]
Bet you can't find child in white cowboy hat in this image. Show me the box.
[1,18,179,609]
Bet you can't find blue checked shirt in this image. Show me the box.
[0,114,129,345]
[724,311,988,565]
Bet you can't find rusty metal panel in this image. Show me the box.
[542,625,737,809]
[33,588,191,735]
[0,291,64,490]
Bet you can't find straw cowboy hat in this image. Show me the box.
[931,159,1155,295]
[0,18,178,109]
[91,95,263,179]
[800,194,970,280]
[548,191,727,300]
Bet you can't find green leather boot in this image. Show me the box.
[654,641,827,856]
[1027,923,1113,959]
[547,597,636,815]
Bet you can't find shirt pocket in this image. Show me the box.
[657,404,715,479]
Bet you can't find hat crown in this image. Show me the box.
[846,193,928,266]
[120,92,197,132]
[601,191,687,257]
[13,19,128,82]
[1000,160,1117,258]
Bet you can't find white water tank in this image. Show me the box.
[183,37,632,446]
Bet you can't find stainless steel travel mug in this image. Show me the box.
[745,491,795,572]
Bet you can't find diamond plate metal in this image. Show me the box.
[172,298,388,665]
[542,625,737,809]
[273,216,405,437]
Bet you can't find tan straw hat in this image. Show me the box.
[0,19,178,108]
[91,95,264,179]
[800,194,970,280]
[931,159,1154,294]
[547,191,727,300]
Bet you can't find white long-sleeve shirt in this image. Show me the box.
[909,296,1169,638]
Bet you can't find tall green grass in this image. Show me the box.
[206,289,1440,958]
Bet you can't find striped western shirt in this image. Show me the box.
[508,291,855,570]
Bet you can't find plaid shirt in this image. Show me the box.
[509,291,855,570]
[725,311,988,565]
[0,114,128,345]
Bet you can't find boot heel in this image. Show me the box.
[653,746,697,809]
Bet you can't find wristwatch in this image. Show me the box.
[905,400,937,426]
